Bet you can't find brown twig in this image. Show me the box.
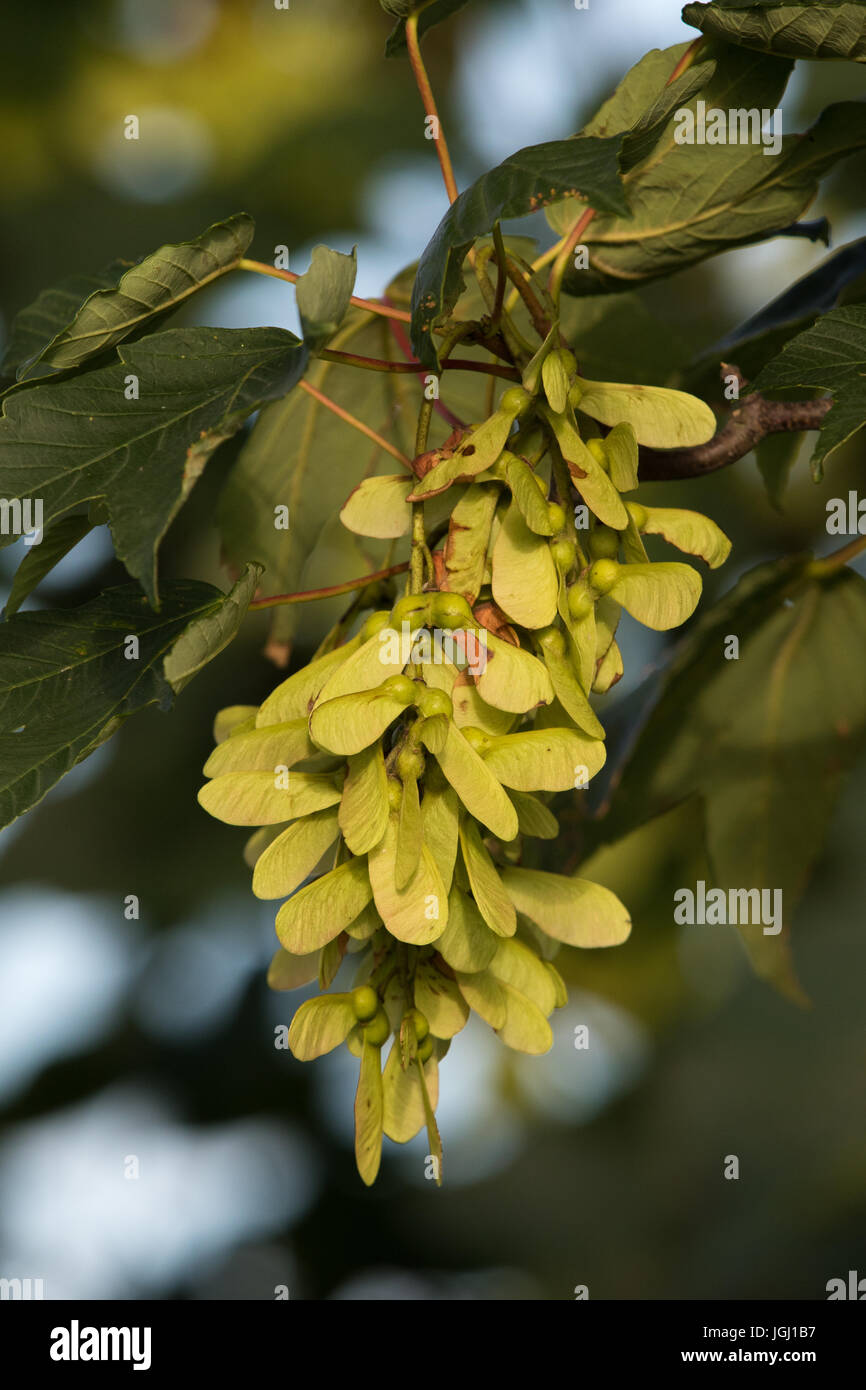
[638,368,832,481]
[237,259,411,322]
[249,562,409,610]
[318,347,518,381]
[298,379,413,470]
[405,10,459,205]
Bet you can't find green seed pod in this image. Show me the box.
[360,609,395,640]
[460,725,492,753]
[587,437,608,470]
[550,536,577,573]
[403,1007,430,1043]
[626,501,649,530]
[417,686,453,720]
[396,745,425,782]
[391,593,432,630]
[363,1008,391,1048]
[536,625,567,659]
[416,1035,435,1063]
[499,385,533,417]
[542,349,572,414]
[352,985,380,1023]
[567,586,595,622]
[588,526,619,561]
[588,558,620,596]
[547,501,567,532]
[430,591,475,630]
[382,673,418,704]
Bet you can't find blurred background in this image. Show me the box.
[0,0,864,1300]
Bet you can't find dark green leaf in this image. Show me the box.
[752,304,866,475]
[598,556,866,995]
[3,513,94,617]
[620,57,718,172]
[1,261,132,380]
[683,1,866,62]
[549,43,866,296]
[0,572,260,829]
[25,213,255,375]
[0,327,307,605]
[411,136,629,369]
[384,1,472,55]
[296,244,358,353]
[163,563,262,692]
[686,236,866,384]
[561,293,693,386]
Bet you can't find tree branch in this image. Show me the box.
[638,368,832,481]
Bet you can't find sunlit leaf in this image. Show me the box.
[340,473,412,538]
[491,501,559,629]
[198,769,341,826]
[489,937,557,1015]
[483,727,606,792]
[474,632,554,713]
[501,867,632,947]
[437,885,499,972]
[459,818,517,936]
[414,958,470,1038]
[608,561,703,630]
[203,717,315,777]
[252,807,340,900]
[368,810,448,944]
[339,741,390,854]
[574,378,717,448]
[288,992,357,1060]
[549,44,866,294]
[256,635,363,726]
[382,1041,439,1143]
[429,720,518,841]
[632,504,731,569]
[267,947,321,992]
[276,857,373,953]
[296,244,357,353]
[354,1037,384,1187]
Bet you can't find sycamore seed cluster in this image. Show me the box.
[198,338,730,1184]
